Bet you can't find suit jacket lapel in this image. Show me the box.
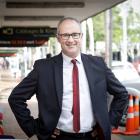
[81,54,97,98]
[53,53,63,109]
[53,53,99,109]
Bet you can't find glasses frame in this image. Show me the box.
[57,33,82,40]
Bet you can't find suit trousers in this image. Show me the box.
[48,134,98,140]
[48,136,96,140]
[47,128,99,140]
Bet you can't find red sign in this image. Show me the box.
[0,39,48,47]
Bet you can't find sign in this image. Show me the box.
[0,27,56,47]
[0,39,48,47]
[0,27,56,38]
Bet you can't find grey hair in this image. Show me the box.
[57,17,82,34]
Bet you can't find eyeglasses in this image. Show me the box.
[58,33,82,40]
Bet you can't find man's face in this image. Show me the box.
[57,20,82,58]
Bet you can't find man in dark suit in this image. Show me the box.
[8,17,128,140]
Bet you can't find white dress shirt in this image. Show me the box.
[57,53,96,133]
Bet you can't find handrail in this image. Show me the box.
[126,87,140,98]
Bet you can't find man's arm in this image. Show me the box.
[8,62,39,137]
[104,61,129,128]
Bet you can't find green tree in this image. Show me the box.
[92,13,105,42]
[128,9,140,43]
[112,6,123,46]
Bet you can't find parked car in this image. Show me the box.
[132,56,140,75]
[112,61,140,92]
[111,61,140,126]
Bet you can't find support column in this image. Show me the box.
[105,9,112,68]
[87,18,94,55]
[81,21,87,53]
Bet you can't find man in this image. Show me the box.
[8,17,128,140]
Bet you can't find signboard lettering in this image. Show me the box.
[0,27,56,47]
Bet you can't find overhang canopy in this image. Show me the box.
[0,0,126,28]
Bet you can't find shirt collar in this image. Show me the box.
[62,52,82,64]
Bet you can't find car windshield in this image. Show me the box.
[112,61,140,82]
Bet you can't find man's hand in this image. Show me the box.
[51,128,60,138]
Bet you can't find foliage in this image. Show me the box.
[127,9,140,43]
[91,2,140,47]
[112,7,123,45]
[92,13,105,42]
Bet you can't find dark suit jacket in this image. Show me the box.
[8,53,128,140]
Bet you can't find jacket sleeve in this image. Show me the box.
[104,61,129,128]
[8,61,39,137]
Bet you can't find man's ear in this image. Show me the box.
[56,35,61,43]
[56,36,60,42]
[81,33,83,38]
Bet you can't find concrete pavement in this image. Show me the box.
[0,69,37,139]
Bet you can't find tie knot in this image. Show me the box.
[71,59,77,65]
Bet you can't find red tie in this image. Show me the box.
[71,59,80,133]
